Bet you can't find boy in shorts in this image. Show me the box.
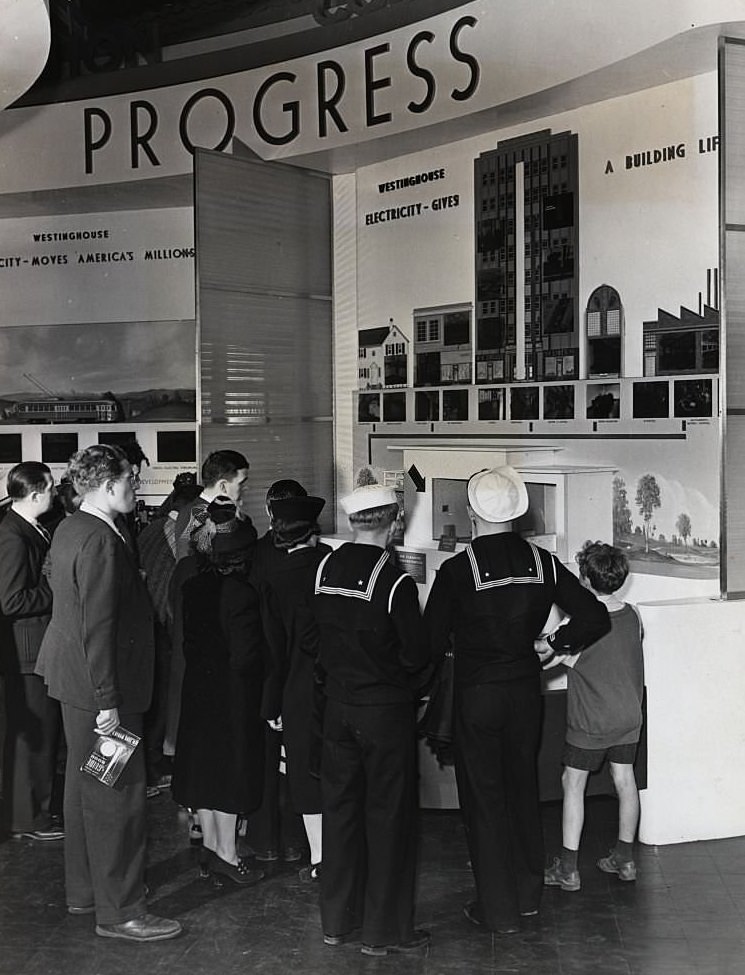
[541,541,644,891]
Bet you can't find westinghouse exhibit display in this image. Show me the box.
[340,22,739,841]
[3,1,745,850]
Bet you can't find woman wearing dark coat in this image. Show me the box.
[260,495,330,879]
[172,499,265,885]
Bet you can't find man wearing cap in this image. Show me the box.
[313,479,432,957]
[424,466,610,934]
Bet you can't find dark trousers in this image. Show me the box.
[321,698,419,947]
[2,674,62,833]
[454,677,544,929]
[61,704,147,924]
[144,620,173,782]
[247,728,304,855]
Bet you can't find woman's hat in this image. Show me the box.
[204,498,257,555]
[467,466,529,523]
[340,483,397,515]
[269,495,325,523]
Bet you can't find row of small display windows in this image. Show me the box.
[0,429,196,466]
[358,378,715,424]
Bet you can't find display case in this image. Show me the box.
[397,441,615,564]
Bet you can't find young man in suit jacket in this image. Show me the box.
[36,445,181,943]
[0,461,63,841]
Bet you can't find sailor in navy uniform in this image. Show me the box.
[313,482,432,957]
[424,466,610,934]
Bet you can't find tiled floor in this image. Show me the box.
[1,794,744,975]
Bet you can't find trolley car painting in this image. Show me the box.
[1,374,123,424]
[9,397,121,423]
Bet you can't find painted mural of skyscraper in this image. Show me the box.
[474,129,579,383]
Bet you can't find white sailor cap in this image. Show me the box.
[341,483,398,515]
[467,466,529,523]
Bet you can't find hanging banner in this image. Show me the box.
[0,208,195,325]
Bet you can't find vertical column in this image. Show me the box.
[721,38,745,596]
[515,160,526,381]
[332,173,359,515]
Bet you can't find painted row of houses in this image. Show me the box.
[359,282,720,391]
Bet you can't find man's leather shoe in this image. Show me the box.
[463,901,518,934]
[95,913,182,942]
[361,930,430,956]
[68,905,95,915]
[323,928,360,946]
[12,827,65,841]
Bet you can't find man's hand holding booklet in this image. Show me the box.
[81,726,141,787]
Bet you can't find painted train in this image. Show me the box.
[4,395,122,424]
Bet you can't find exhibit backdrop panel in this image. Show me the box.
[342,71,721,586]
[0,178,197,492]
[194,149,335,529]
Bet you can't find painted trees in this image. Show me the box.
[676,512,692,548]
[635,474,661,554]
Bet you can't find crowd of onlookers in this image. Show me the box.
[0,446,644,954]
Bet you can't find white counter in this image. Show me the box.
[637,596,745,845]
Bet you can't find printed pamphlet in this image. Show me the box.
[80,726,140,787]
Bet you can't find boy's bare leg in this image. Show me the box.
[545,765,589,887]
[562,765,590,850]
[609,762,639,844]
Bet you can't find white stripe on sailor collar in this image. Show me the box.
[315,549,390,603]
[466,540,545,590]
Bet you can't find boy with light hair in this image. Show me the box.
[542,540,644,891]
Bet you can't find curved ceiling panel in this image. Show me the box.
[0,0,50,111]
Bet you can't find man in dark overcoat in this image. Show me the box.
[0,461,62,840]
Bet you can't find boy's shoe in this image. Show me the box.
[597,851,637,881]
[544,856,581,891]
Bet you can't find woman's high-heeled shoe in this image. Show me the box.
[299,862,321,883]
[204,849,265,886]
[198,846,211,879]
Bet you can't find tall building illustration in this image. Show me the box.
[474,129,579,383]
